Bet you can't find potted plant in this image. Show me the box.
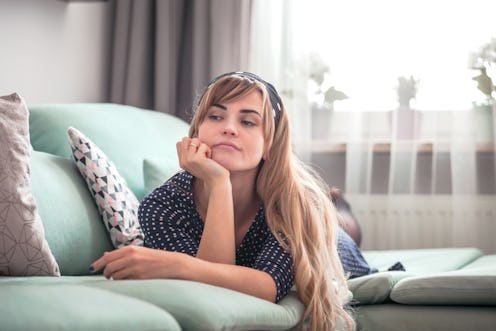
[391,75,421,139]
[469,37,495,142]
[470,37,496,107]
[396,76,419,109]
[307,52,348,139]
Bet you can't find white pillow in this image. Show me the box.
[67,127,144,248]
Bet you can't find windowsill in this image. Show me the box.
[299,140,496,153]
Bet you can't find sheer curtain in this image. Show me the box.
[249,0,496,253]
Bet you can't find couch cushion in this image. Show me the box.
[0,93,59,276]
[350,248,484,305]
[143,158,180,195]
[67,127,144,248]
[348,271,411,305]
[1,275,305,331]
[29,103,189,200]
[30,150,113,275]
[356,304,496,331]
[0,283,181,331]
[390,254,496,305]
[82,278,304,331]
[363,247,483,274]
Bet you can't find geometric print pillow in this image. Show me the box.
[0,93,60,276]
[67,127,144,248]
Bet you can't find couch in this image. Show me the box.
[1,98,495,331]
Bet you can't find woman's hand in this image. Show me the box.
[176,137,235,264]
[90,246,183,280]
[176,137,229,186]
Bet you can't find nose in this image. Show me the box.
[223,122,238,136]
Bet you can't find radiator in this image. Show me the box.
[347,194,496,254]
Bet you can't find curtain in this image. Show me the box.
[249,0,496,253]
[109,0,252,122]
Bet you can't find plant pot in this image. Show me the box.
[473,104,495,142]
[311,104,333,140]
[389,107,422,140]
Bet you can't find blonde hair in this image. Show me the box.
[189,74,355,331]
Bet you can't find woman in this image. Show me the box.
[91,72,355,330]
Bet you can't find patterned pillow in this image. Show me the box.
[0,93,60,276]
[67,127,144,248]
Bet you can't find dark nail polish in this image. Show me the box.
[88,266,94,272]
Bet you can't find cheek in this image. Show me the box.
[253,137,266,159]
[197,125,210,142]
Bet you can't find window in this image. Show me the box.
[293,0,496,112]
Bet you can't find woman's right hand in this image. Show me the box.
[90,245,184,280]
[177,137,235,263]
[176,137,229,186]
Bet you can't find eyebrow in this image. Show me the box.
[212,103,262,117]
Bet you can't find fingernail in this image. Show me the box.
[88,266,94,272]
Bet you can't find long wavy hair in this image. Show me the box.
[189,74,355,331]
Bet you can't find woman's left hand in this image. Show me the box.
[90,246,182,280]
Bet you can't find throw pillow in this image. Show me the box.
[67,127,144,248]
[0,93,60,276]
[143,158,180,195]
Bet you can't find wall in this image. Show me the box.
[351,194,496,254]
[0,0,112,104]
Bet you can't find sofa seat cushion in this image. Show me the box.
[356,304,496,331]
[1,275,304,331]
[390,254,496,305]
[349,248,485,305]
[363,247,483,274]
[1,282,181,331]
[29,103,189,200]
[348,271,411,305]
[85,278,304,331]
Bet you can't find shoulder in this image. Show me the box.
[163,170,194,193]
[140,171,195,212]
[139,171,201,228]
[149,171,193,199]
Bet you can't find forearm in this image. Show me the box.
[196,180,235,263]
[179,253,277,302]
[92,247,277,302]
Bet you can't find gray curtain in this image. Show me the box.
[109,0,252,122]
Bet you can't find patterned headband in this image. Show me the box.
[199,71,282,129]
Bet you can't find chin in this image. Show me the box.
[212,158,237,171]
[212,157,254,173]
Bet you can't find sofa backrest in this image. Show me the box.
[28,103,189,275]
[30,150,113,275]
[29,103,189,200]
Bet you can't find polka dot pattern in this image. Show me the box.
[138,171,295,302]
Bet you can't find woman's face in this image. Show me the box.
[197,89,266,174]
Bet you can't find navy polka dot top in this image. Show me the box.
[138,171,295,302]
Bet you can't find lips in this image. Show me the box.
[212,142,241,151]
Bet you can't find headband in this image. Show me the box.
[198,71,282,128]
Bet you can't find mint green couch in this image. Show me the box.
[1,103,495,331]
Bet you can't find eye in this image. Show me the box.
[207,114,223,121]
[241,120,256,127]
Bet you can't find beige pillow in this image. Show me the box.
[0,93,59,276]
